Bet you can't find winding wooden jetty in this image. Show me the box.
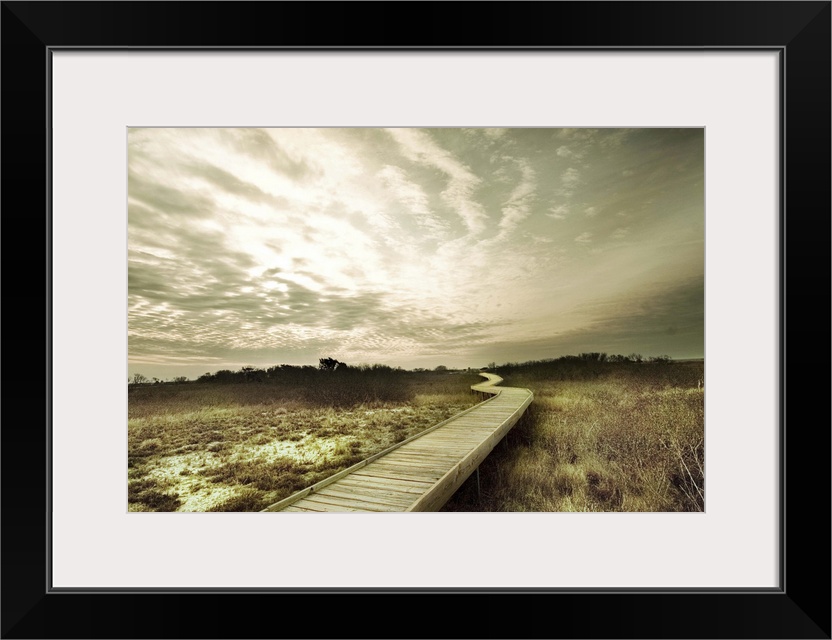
[261,373,533,512]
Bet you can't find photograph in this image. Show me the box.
[128,127,704,513]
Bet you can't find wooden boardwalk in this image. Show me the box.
[261,373,533,512]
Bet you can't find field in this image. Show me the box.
[128,368,481,512]
[441,359,705,512]
[129,359,704,513]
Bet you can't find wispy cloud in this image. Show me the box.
[385,128,487,234]
[557,128,598,142]
[575,232,593,244]
[562,167,580,187]
[483,128,508,140]
[557,167,581,198]
[496,158,537,238]
[599,129,633,149]
[547,204,569,220]
[377,165,447,234]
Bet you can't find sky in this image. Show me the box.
[128,128,704,380]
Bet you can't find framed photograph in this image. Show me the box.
[3,2,829,638]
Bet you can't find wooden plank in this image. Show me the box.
[337,477,430,494]
[366,459,451,471]
[447,414,514,421]
[399,442,479,450]
[316,483,417,504]
[291,500,375,513]
[354,467,444,483]
[381,458,459,469]
[427,429,491,438]
[350,475,435,487]
[316,486,416,508]
[397,443,467,453]
[398,442,476,451]
[349,471,435,486]
[412,438,483,449]
[395,446,475,457]
[417,431,488,438]
[417,431,487,441]
[383,457,463,468]
[438,422,508,430]
[385,451,463,463]
[366,463,450,477]
[331,478,433,500]
[370,456,454,469]
[299,494,400,512]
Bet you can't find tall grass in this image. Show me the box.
[442,361,704,512]
[128,369,474,417]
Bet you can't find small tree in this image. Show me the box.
[130,373,149,385]
[319,357,345,371]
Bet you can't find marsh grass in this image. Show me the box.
[441,361,704,512]
[128,371,481,512]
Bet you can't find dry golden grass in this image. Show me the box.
[442,361,704,512]
[128,371,481,512]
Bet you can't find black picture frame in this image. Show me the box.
[2,2,829,638]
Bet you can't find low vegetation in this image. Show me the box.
[442,357,704,512]
[128,366,481,512]
[130,355,704,513]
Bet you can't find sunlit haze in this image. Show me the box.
[128,128,704,380]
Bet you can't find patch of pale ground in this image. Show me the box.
[143,452,224,512]
[144,434,351,511]
[240,435,343,465]
[177,486,242,512]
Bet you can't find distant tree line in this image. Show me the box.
[129,353,673,387]
[574,352,671,364]
[192,360,412,385]
[129,373,190,386]
[488,353,671,368]
[488,353,674,382]
[129,359,452,387]
[189,359,419,406]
